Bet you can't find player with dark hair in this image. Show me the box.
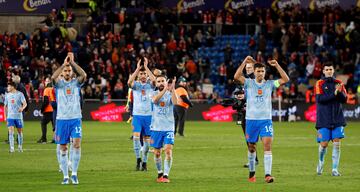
[151,75,177,183]
[234,56,289,183]
[4,81,27,153]
[314,62,347,176]
[52,52,87,184]
[127,57,156,171]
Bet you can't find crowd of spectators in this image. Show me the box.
[0,5,359,104]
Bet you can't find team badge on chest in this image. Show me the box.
[141,89,146,95]
[160,102,165,107]
[258,89,263,95]
[66,87,72,95]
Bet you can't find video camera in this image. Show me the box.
[221,91,246,125]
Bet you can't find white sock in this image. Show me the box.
[264,151,272,176]
[71,148,81,176]
[164,156,173,176]
[60,149,69,178]
[9,131,14,150]
[332,142,340,171]
[248,151,256,172]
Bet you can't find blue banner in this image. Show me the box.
[0,0,66,14]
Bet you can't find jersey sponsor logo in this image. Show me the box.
[160,102,166,107]
[11,99,15,104]
[141,89,146,95]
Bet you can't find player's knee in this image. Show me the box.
[154,149,161,157]
[73,143,81,149]
[133,135,140,141]
[263,144,271,151]
[165,149,172,157]
[248,143,256,152]
[320,142,328,148]
[8,126,14,132]
[133,132,140,139]
[144,136,151,142]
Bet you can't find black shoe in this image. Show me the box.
[141,162,147,171]
[51,140,55,144]
[37,138,47,144]
[136,158,142,171]
[4,140,9,144]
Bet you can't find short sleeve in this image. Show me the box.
[56,79,65,88]
[20,93,26,103]
[4,94,8,106]
[132,81,140,90]
[244,78,251,89]
[176,87,187,96]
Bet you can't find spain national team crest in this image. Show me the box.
[318,133,322,139]
[66,87,72,95]
[160,102,165,107]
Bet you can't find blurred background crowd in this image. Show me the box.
[0,0,359,105]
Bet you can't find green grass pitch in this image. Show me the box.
[0,121,359,192]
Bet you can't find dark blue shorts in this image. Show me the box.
[55,119,82,145]
[7,119,23,128]
[245,119,273,143]
[150,131,174,149]
[132,115,151,136]
[317,127,345,143]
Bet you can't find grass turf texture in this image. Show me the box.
[0,121,359,192]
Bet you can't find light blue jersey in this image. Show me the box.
[132,81,154,116]
[55,79,82,120]
[4,91,25,119]
[151,90,175,132]
[244,78,278,120]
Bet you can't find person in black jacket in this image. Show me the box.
[314,63,347,176]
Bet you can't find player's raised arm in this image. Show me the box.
[268,60,289,85]
[143,57,156,83]
[234,56,256,84]
[68,52,87,84]
[51,56,69,84]
[170,77,178,105]
[152,81,168,104]
[127,59,142,88]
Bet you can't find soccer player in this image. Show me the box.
[151,75,177,183]
[315,63,347,176]
[127,57,156,171]
[234,56,289,183]
[52,52,87,185]
[4,81,27,153]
